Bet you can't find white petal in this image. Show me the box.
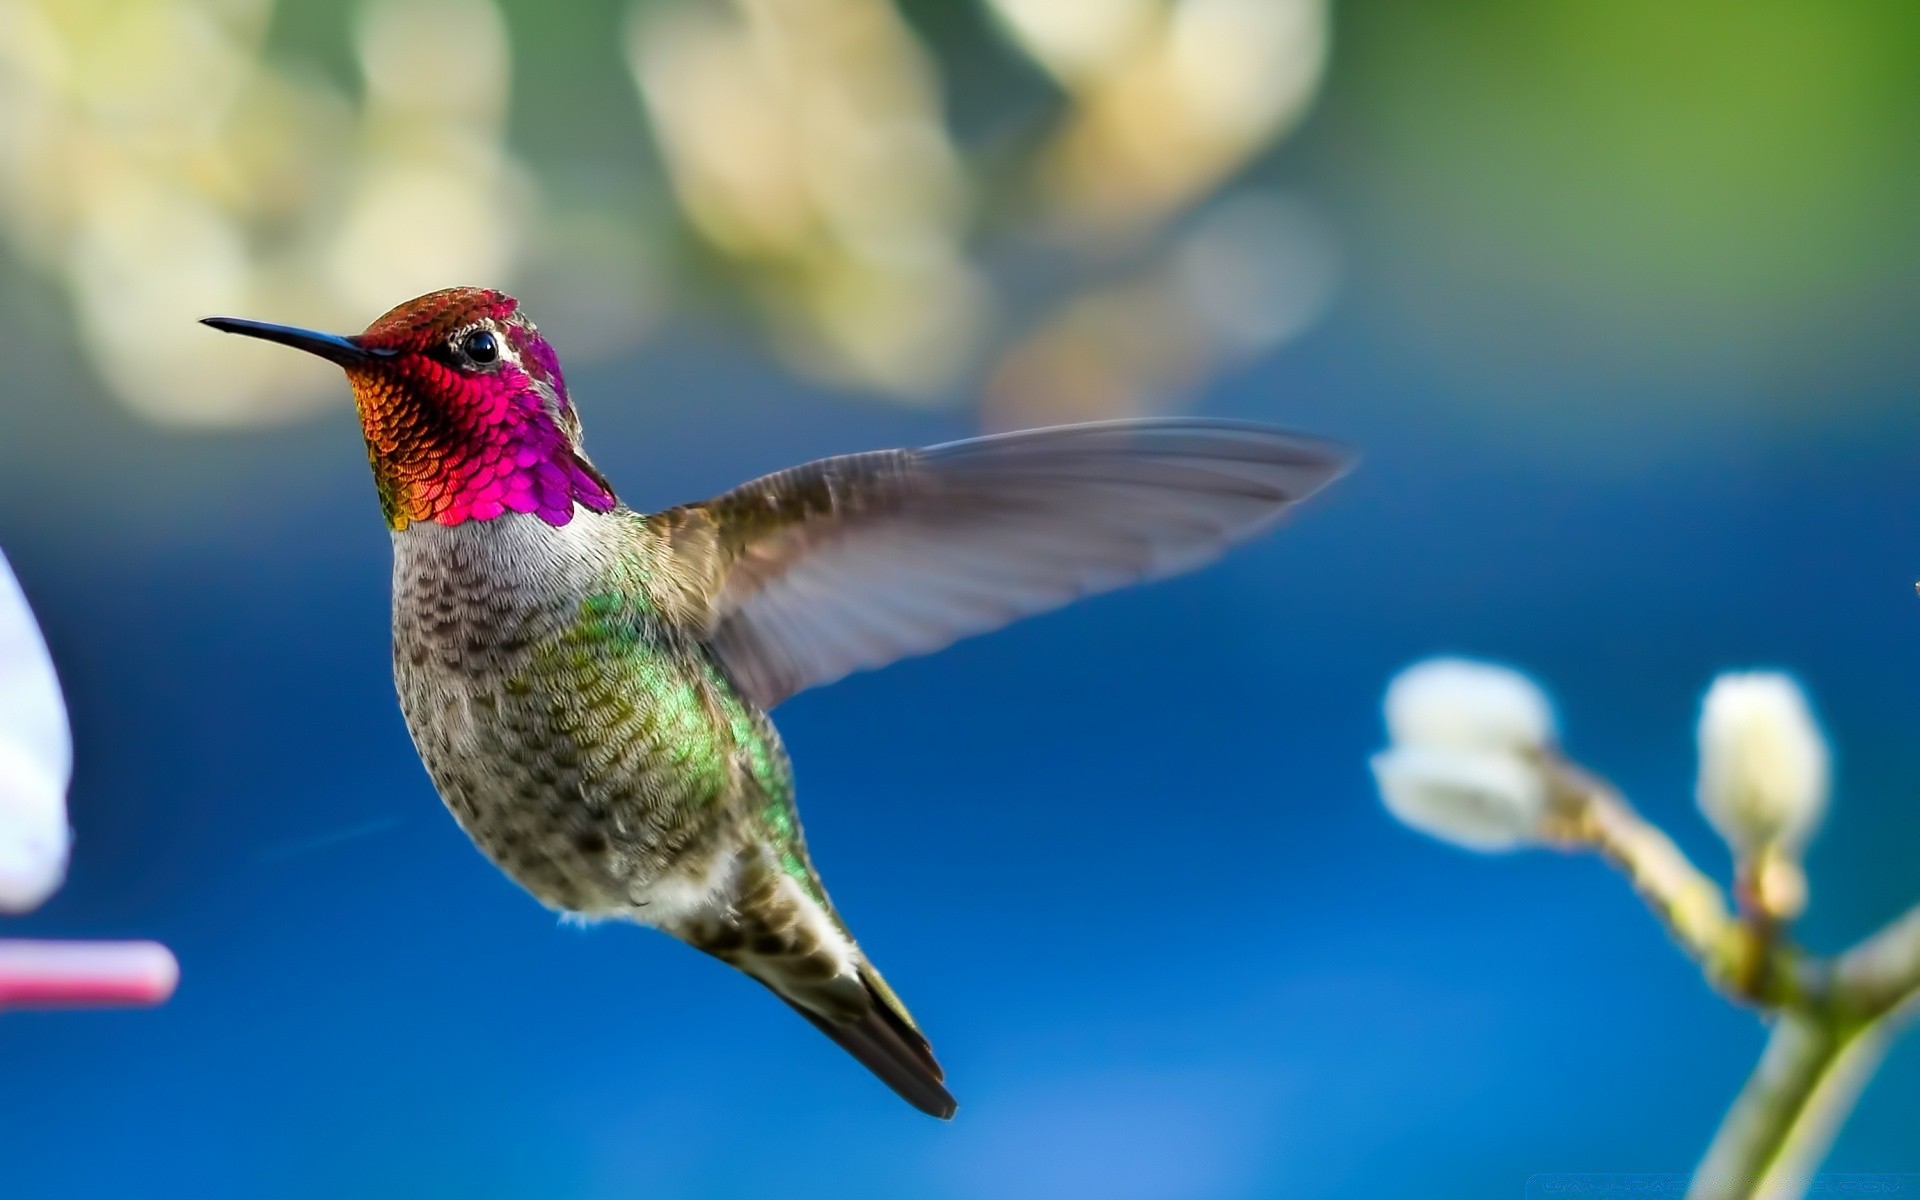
[1696,672,1829,853]
[0,737,69,912]
[0,551,71,912]
[1383,657,1556,754]
[1372,745,1548,853]
[0,551,70,789]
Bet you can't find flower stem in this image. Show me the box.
[1543,762,1806,1008]
[1543,759,1920,1192]
[1688,1010,1896,1200]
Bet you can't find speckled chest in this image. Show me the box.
[388,510,744,914]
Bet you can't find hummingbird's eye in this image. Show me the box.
[460,329,500,365]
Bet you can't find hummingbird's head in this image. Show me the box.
[203,287,617,531]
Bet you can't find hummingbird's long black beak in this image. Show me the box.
[199,317,391,367]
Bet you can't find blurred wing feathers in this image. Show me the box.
[649,419,1348,708]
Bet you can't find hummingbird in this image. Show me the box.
[202,287,1348,1119]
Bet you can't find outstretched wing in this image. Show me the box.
[647,418,1349,709]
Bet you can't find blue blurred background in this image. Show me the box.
[3,1,1919,1196]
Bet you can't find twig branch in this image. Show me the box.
[1539,759,1920,1200]
[1830,904,1920,1020]
[1538,759,1808,1009]
[1370,659,1914,1195]
[1689,1010,1899,1200]
[1687,910,1920,1200]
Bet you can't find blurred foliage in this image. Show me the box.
[9,0,1916,435]
[0,0,535,422]
[1337,0,1920,409]
[0,0,1333,426]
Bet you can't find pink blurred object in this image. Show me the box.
[0,939,179,1010]
[0,552,180,1015]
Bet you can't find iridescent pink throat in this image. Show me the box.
[350,359,617,531]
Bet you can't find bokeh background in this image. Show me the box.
[4,0,1920,1195]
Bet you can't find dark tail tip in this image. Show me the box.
[783,999,957,1119]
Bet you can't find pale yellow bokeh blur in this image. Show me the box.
[0,0,526,424]
[1016,0,1331,234]
[985,195,1337,428]
[628,0,984,398]
[0,0,1332,423]
[629,0,1332,409]
[985,0,1160,88]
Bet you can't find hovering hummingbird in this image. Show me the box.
[203,287,1347,1118]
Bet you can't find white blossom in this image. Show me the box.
[1372,745,1548,852]
[1372,657,1558,853]
[1696,672,1829,855]
[1384,657,1556,755]
[0,551,71,913]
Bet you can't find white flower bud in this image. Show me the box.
[1384,657,1556,754]
[0,551,71,913]
[1372,746,1548,852]
[1695,672,1829,854]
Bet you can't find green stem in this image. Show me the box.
[1540,761,1920,1195]
[1688,1010,1898,1200]
[1541,763,1808,1008]
[1683,897,1920,1198]
[1831,905,1920,1019]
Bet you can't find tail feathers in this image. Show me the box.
[675,852,955,1118]
[775,966,956,1119]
